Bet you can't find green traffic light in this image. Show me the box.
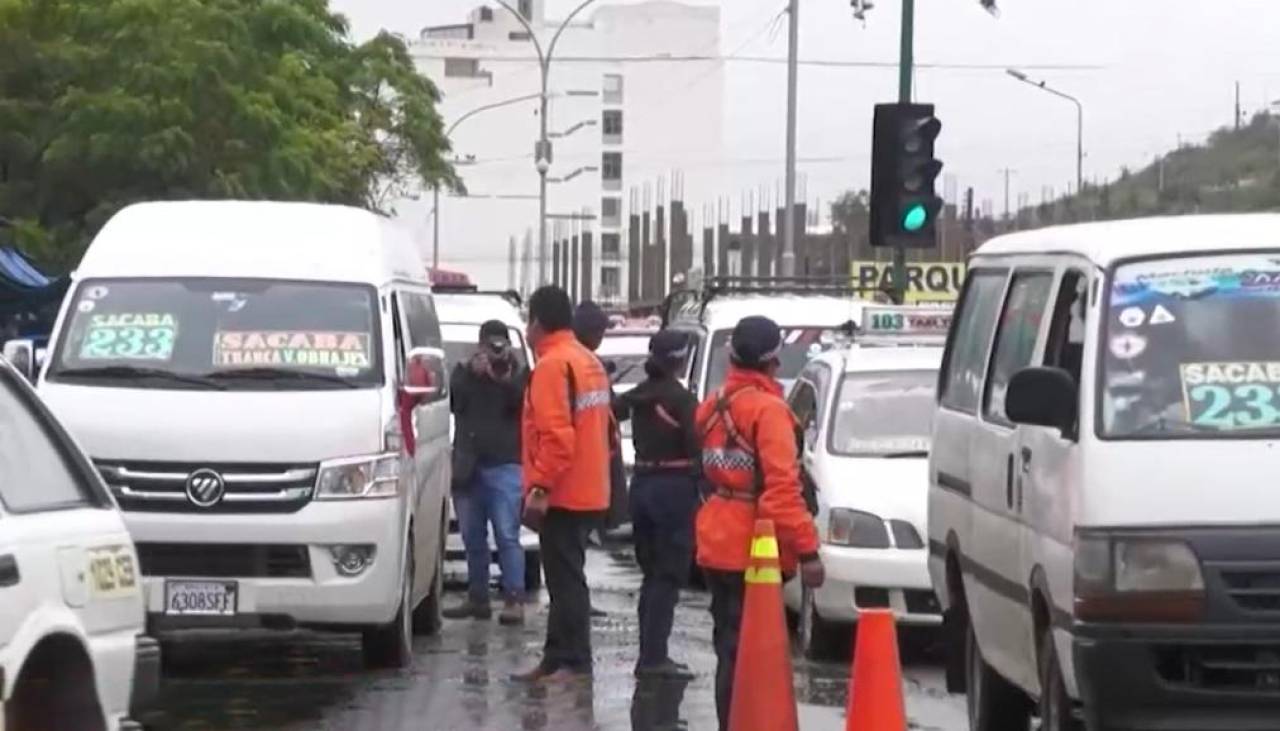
[902,204,928,232]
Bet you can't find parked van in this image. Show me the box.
[37,201,451,669]
[929,215,1280,730]
[0,354,158,731]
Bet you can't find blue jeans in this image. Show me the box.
[454,463,525,602]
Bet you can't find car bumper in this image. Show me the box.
[126,498,405,629]
[1075,622,1280,730]
[808,544,940,625]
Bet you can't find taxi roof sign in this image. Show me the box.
[860,305,953,343]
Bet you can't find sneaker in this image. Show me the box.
[634,660,695,680]
[442,600,492,620]
[498,599,525,626]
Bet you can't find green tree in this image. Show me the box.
[0,0,458,270]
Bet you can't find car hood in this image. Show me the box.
[814,454,929,533]
[39,382,385,463]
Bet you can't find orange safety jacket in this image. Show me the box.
[695,366,820,574]
[521,330,612,512]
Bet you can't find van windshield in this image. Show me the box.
[705,327,841,394]
[49,278,381,390]
[1103,253,1280,438]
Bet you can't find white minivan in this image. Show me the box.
[929,215,1280,730]
[36,201,451,669]
[0,356,158,731]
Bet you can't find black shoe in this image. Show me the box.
[442,601,492,620]
[589,606,607,618]
[634,660,695,680]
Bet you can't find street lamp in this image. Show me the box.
[494,0,602,284]
[1007,68,1084,194]
[433,93,542,269]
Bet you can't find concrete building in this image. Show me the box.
[414,1,725,304]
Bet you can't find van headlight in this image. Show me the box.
[828,509,890,549]
[315,453,401,500]
[1074,532,1205,623]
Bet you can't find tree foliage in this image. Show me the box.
[0,0,457,270]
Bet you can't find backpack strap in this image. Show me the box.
[701,384,766,497]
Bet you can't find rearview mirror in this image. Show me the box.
[3,339,37,382]
[1006,367,1077,435]
[403,346,447,403]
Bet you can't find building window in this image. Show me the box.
[601,233,621,259]
[444,58,483,78]
[602,152,622,182]
[603,74,624,103]
[518,0,533,20]
[602,110,623,137]
[601,198,621,222]
[601,266,622,298]
[479,7,494,21]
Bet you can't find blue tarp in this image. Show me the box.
[0,248,66,315]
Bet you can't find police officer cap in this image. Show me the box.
[730,316,783,367]
[649,329,691,364]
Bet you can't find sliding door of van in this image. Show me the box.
[973,266,1056,691]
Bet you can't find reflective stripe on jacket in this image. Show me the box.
[694,367,819,573]
[521,330,612,511]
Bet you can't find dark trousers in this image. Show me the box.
[630,471,698,668]
[705,569,746,731]
[540,508,598,672]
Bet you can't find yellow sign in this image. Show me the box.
[87,545,138,600]
[852,261,967,303]
[213,331,372,370]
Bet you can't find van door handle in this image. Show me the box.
[0,554,19,588]
[1021,447,1033,473]
[1005,454,1015,508]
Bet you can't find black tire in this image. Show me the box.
[362,544,414,669]
[798,586,849,662]
[7,646,106,731]
[1038,629,1080,731]
[966,618,1031,731]
[524,550,543,592]
[412,535,444,636]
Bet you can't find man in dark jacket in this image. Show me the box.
[444,319,529,625]
[573,301,629,534]
[615,330,699,679]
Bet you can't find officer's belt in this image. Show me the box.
[711,486,756,503]
[635,458,694,470]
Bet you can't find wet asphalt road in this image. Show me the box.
[140,543,965,731]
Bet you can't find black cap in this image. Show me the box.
[649,330,691,365]
[730,316,783,368]
[573,301,609,342]
[479,319,509,343]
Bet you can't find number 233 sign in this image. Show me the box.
[1181,362,1280,429]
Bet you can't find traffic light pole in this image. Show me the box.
[892,0,915,305]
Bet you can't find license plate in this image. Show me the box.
[164,580,238,616]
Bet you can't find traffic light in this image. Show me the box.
[870,102,943,249]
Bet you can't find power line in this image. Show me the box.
[414,51,1103,72]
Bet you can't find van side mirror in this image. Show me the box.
[3,339,36,382]
[1006,367,1077,434]
[403,346,447,403]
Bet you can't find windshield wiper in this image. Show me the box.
[56,365,228,390]
[883,450,930,459]
[205,367,360,389]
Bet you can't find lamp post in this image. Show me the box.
[433,93,544,270]
[1007,69,1084,194]
[494,0,602,284]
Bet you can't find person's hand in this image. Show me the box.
[469,351,491,378]
[522,488,550,532]
[800,557,825,589]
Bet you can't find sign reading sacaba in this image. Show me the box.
[213,331,372,371]
[852,261,967,303]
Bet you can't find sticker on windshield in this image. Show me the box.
[1149,304,1176,325]
[1118,307,1146,328]
[1180,362,1280,429]
[1109,333,1147,359]
[86,285,110,300]
[79,313,178,361]
[213,331,372,371]
[77,300,95,313]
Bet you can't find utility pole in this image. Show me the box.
[892,0,915,304]
[1000,168,1016,221]
[781,0,800,277]
[1236,81,1242,130]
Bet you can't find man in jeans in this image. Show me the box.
[444,320,528,625]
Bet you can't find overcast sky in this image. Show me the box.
[330,0,1280,280]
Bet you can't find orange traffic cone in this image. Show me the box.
[728,519,799,731]
[845,608,907,731]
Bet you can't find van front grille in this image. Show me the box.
[1156,644,1280,692]
[137,543,311,579]
[95,460,316,514]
